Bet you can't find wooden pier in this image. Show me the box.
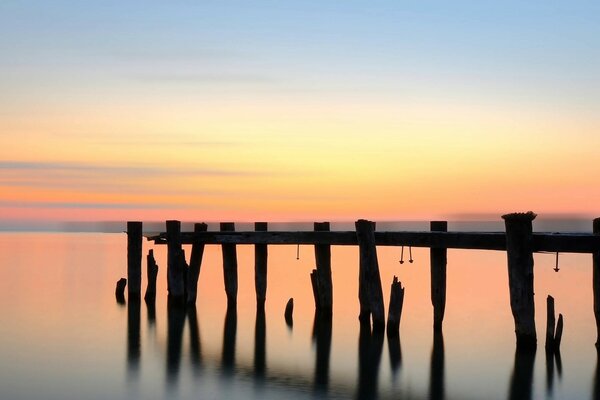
[123,212,600,352]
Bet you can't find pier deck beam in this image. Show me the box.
[503,212,537,351]
[356,219,385,332]
[221,222,238,307]
[254,222,268,309]
[430,221,447,331]
[127,221,142,298]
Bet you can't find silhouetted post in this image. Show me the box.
[187,223,207,306]
[166,220,185,302]
[431,221,447,331]
[555,314,563,350]
[285,298,294,327]
[594,218,600,348]
[387,276,405,335]
[503,212,537,351]
[127,221,142,298]
[254,222,268,309]
[546,295,556,351]
[310,269,320,309]
[314,222,333,314]
[127,296,141,373]
[221,222,238,307]
[356,219,385,332]
[115,278,127,304]
[145,249,158,302]
[509,349,536,400]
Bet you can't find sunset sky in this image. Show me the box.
[1,1,599,226]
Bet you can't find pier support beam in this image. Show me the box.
[221,222,238,307]
[187,223,207,306]
[314,222,333,314]
[145,249,158,302]
[255,222,268,309]
[503,212,537,351]
[127,221,143,298]
[430,221,447,331]
[356,219,385,332]
[593,218,600,348]
[166,220,185,303]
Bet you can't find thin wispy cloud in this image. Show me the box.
[0,200,185,210]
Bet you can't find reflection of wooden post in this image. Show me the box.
[127,221,142,298]
[187,223,207,306]
[314,222,333,314]
[430,221,447,331]
[254,222,268,309]
[166,220,184,301]
[356,219,385,332]
[221,222,238,307]
[594,218,600,348]
[503,212,537,351]
[145,249,158,302]
[387,276,405,335]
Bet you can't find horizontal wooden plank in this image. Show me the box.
[147,230,600,253]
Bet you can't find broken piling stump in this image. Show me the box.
[116,278,127,304]
[144,249,158,302]
[285,298,294,327]
[387,276,405,336]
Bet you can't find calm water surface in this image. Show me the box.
[0,231,598,399]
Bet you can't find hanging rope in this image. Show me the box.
[399,246,404,264]
[409,246,414,263]
[554,252,560,272]
[296,244,300,260]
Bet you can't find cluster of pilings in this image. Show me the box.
[118,213,600,353]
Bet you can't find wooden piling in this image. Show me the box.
[310,269,320,308]
[127,221,142,298]
[356,219,385,332]
[555,314,564,350]
[221,222,238,307]
[387,276,405,335]
[285,298,294,327]
[314,222,333,314]
[430,221,447,331]
[594,218,600,348]
[187,223,208,306]
[166,220,185,302]
[145,249,158,302]
[503,212,537,351]
[254,222,268,309]
[115,278,127,304]
[546,295,556,351]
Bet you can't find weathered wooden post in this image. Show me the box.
[187,223,207,306]
[166,220,185,303]
[255,222,268,309]
[503,212,537,351]
[314,222,333,314]
[387,276,405,335]
[285,298,294,327]
[594,218,600,348]
[430,221,447,331]
[356,219,385,332]
[221,222,238,307]
[115,278,127,304]
[127,221,142,298]
[545,295,556,351]
[145,249,158,302]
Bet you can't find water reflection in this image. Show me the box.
[167,300,186,384]
[188,306,202,373]
[429,331,445,400]
[387,329,402,379]
[145,296,156,327]
[356,322,384,399]
[254,305,266,378]
[593,350,600,400]
[312,311,332,394]
[222,305,237,374]
[508,349,536,400]
[127,297,141,375]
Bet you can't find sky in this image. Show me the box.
[1,1,599,226]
